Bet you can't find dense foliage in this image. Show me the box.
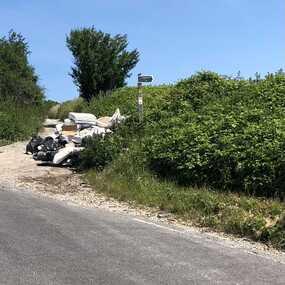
[66,27,139,101]
[145,71,285,198]
[60,74,285,248]
[61,73,285,199]
[0,31,45,144]
[57,97,87,120]
[0,30,44,103]
[0,99,45,144]
[78,136,119,170]
[85,85,172,117]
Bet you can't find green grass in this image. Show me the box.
[0,99,45,143]
[86,144,285,250]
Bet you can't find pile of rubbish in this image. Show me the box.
[26,109,126,166]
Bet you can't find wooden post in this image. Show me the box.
[137,74,143,122]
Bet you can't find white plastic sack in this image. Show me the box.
[53,146,83,165]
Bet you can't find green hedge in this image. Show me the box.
[0,99,46,143]
[59,72,285,198]
[58,86,173,119]
[145,71,285,198]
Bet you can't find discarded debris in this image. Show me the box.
[77,126,112,142]
[25,136,44,154]
[53,146,83,165]
[26,109,126,166]
[31,136,68,162]
[96,108,126,129]
[69,112,97,125]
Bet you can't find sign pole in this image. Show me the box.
[137,73,143,122]
[137,73,153,123]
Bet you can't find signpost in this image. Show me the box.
[137,73,153,122]
[138,74,153,83]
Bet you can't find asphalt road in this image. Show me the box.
[0,188,284,285]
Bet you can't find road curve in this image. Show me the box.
[0,188,284,285]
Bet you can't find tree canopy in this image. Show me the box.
[0,30,44,104]
[66,27,139,101]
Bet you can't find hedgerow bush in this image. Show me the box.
[57,97,87,120]
[66,72,285,199]
[79,135,121,170]
[0,30,46,144]
[78,116,144,170]
[56,86,172,121]
[0,99,45,143]
[80,72,285,249]
[86,86,173,117]
[145,71,285,198]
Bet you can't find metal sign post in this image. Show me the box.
[137,73,153,122]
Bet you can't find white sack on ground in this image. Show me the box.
[53,146,84,165]
[68,112,97,125]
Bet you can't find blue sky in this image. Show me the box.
[0,0,284,101]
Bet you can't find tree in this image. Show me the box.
[66,27,139,101]
[0,30,44,104]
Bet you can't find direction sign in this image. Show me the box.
[138,75,153,83]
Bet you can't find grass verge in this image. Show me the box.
[86,144,285,250]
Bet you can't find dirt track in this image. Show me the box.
[0,128,72,191]
[0,130,154,216]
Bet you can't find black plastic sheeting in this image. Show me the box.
[26,136,67,162]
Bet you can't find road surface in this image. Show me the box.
[0,188,284,284]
